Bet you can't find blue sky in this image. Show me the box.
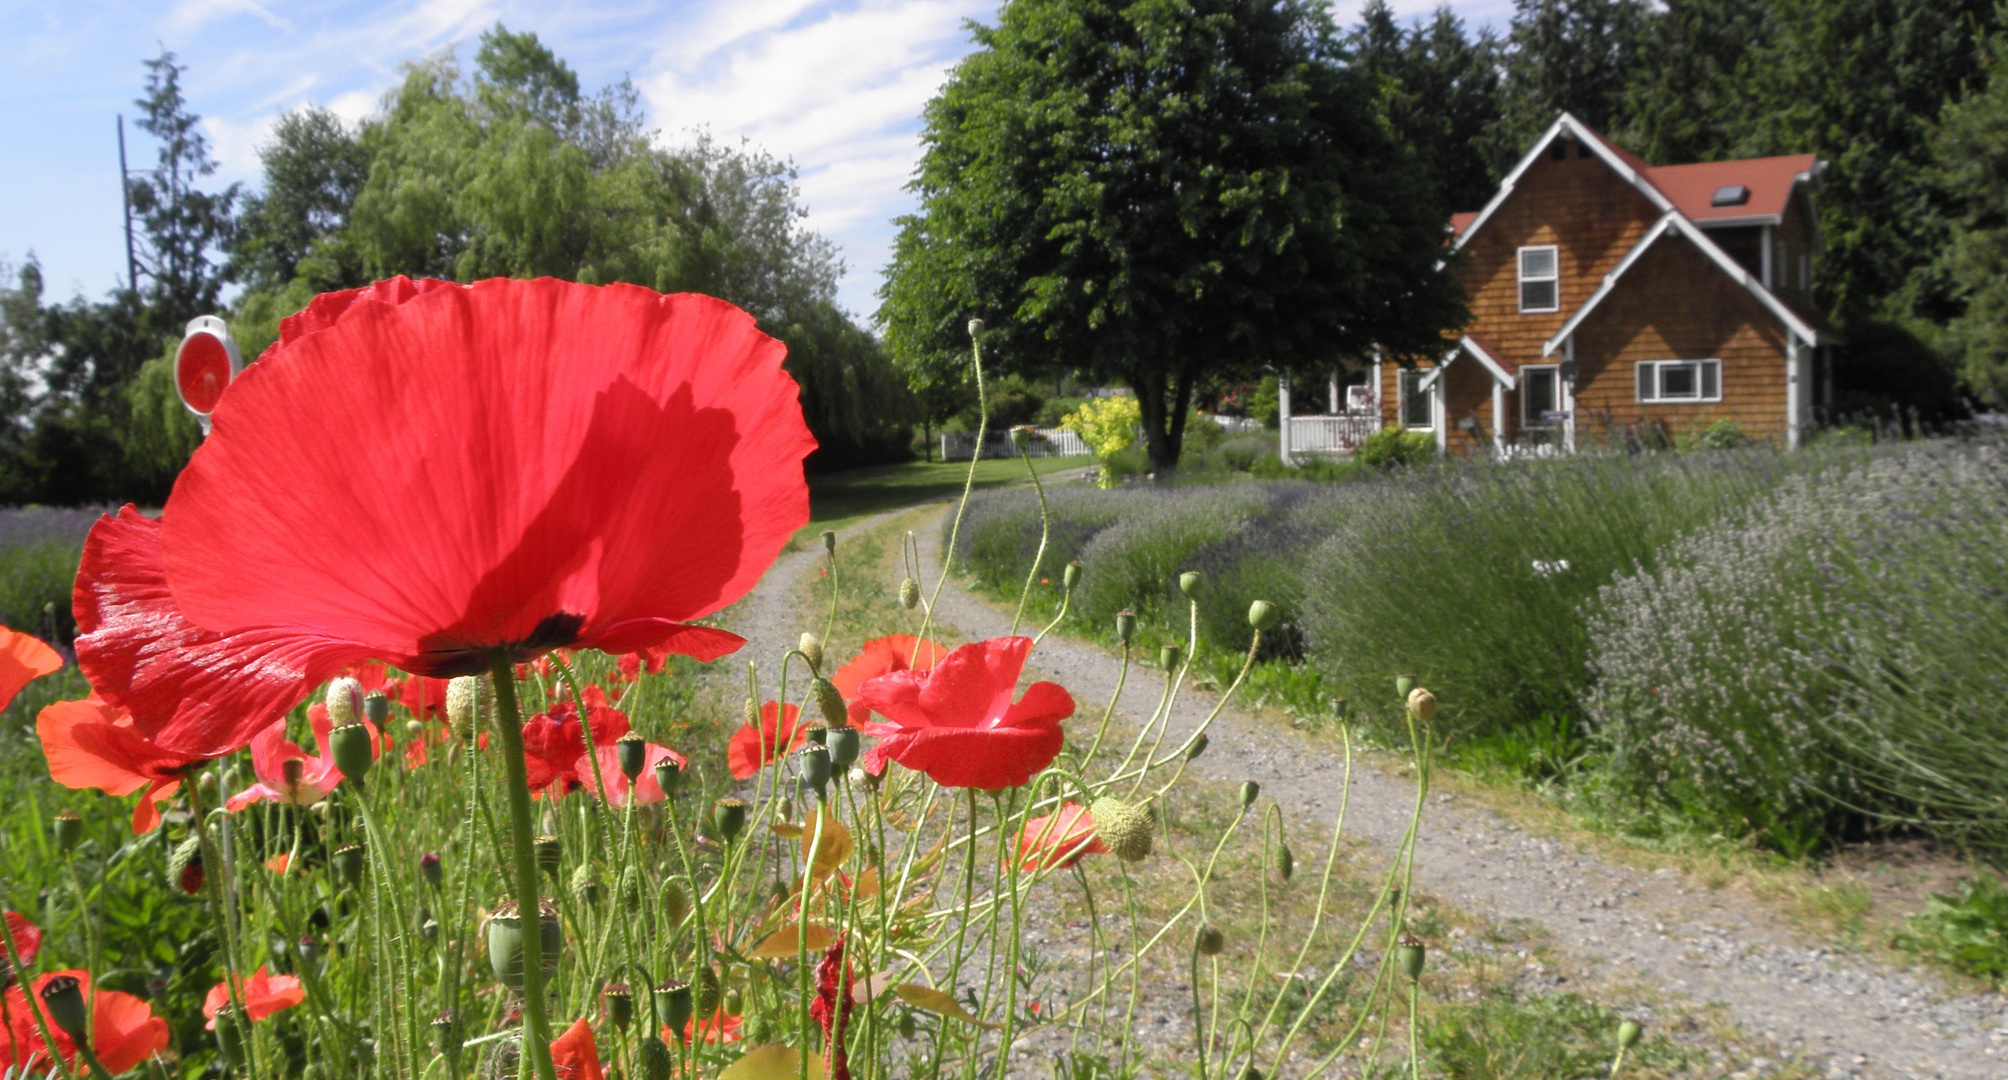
[0,0,1513,321]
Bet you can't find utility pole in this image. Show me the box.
[117,114,139,294]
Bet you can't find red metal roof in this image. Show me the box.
[1643,155,1819,223]
[1449,211,1479,235]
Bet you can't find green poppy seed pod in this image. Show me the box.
[799,632,825,671]
[213,1006,247,1068]
[170,834,205,895]
[723,987,743,1016]
[1159,643,1182,671]
[535,835,562,877]
[1239,1068,1265,1080]
[332,843,365,889]
[803,723,828,746]
[821,530,837,555]
[652,758,682,798]
[487,900,561,990]
[899,577,921,610]
[570,862,603,906]
[432,1011,461,1055]
[654,980,693,1033]
[51,809,82,853]
[1116,609,1136,646]
[39,974,89,1041]
[1247,599,1280,632]
[1617,1020,1641,1049]
[967,318,984,339]
[1406,687,1437,725]
[604,982,634,1030]
[1277,842,1295,882]
[795,744,832,797]
[1090,797,1154,862]
[712,797,748,843]
[362,692,390,728]
[639,1035,672,1080]
[325,677,363,728]
[616,733,649,783]
[662,881,692,928]
[1179,571,1202,599]
[825,726,860,770]
[447,676,483,740]
[1398,935,1426,981]
[1239,780,1260,809]
[1195,924,1225,957]
[899,1011,918,1038]
[814,677,848,728]
[329,721,374,789]
[1186,733,1209,761]
[1063,561,1082,591]
[419,852,443,891]
[1395,673,1417,700]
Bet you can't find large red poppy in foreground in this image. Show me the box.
[857,636,1073,790]
[831,634,945,726]
[38,698,206,833]
[72,277,814,757]
[3,971,169,1075]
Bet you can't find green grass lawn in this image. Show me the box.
[797,454,1086,545]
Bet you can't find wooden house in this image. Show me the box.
[1377,113,1837,453]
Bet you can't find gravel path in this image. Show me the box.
[727,500,2008,1079]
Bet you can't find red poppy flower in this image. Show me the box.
[549,1018,605,1080]
[394,675,454,722]
[810,935,856,1080]
[0,627,63,713]
[1017,802,1108,870]
[666,1009,743,1046]
[203,966,305,1028]
[2,912,40,976]
[831,635,946,726]
[37,698,206,833]
[580,741,687,807]
[226,702,367,810]
[73,277,813,758]
[856,636,1073,790]
[521,698,631,795]
[726,701,806,780]
[3,970,169,1075]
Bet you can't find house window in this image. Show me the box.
[1520,365,1561,427]
[1635,360,1722,404]
[1518,246,1559,313]
[1398,369,1434,428]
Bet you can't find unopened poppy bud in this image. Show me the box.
[420,912,440,942]
[170,835,205,895]
[447,676,483,739]
[1328,695,1347,718]
[1090,797,1153,862]
[298,936,321,963]
[639,1034,672,1080]
[420,852,443,890]
[723,987,743,1016]
[1239,781,1260,809]
[821,530,837,555]
[616,733,649,782]
[1277,842,1295,882]
[1179,571,1202,599]
[535,835,562,876]
[899,578,921,610]
[571,862,602,906]
[1186,733,1209,761]
[662,881,692,928]
[1116,609,1136,645]
[604,982,633,1030]
[1160,643,1182,671]
[1395,673,1416,700]
[742,697,760,726]
[1010,426,1031,450]
[1195,924,1225,957]
[326,677,363,727]
[332,843,365,888]
[432,1010,461,1055]
[851,766,877,790]
[899,1011,917,1038]
[799,633,825,671]
[198,771,218,794]
[329,720,373,789]
[39,974,89,1040]
[713,797,747,843]
[654,980,693,1033]
[362,692,390,727]
[1406,687,1436,724]
[1397,935,1426,980]
[1247,599,1280,632]
[52,809,82,853]
[404,719,424,740]
[967,318,985,339]
[694,966,722,1015]
[1063,561,1082,591]
[1239,1069,1265,1080]
[213,1006,247,1067]
[652,758,682,798]
[825,726,860,770]
[814,677,847,727]
[1617,1020,1642,1049]
[795,744,832,796]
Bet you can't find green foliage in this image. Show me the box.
[1894,874,2008,986]
[119,346,205,495]
[1350,2,1504,216]
[1488,0,1651,166]
[1423,987,1687,1079]
[1353,427,1435,468]
[1932,28,2008,408]
[1673,417,1749,451]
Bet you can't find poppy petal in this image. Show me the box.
[861,720,1063,790]
[0,627,63,712]
[1002,681,1076,729]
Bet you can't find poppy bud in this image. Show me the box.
[821,530,837,555]
[1617,1020,1642,1049]
[213,1006,247,1068]
[1090,797,1153,862]
[332,843,366,888]
[654,980,693,1033]
[795,744,832,797]
[420,912,440,942]
[899,578,921,610]
[404,719,424,741]
[1063,561,1082,591]
[432,1010,461,1055]
[1239,781,1260,809]
[1159,644,1182,671]
[967,318,985,339]
[487,900,561,990]
[39,974,88,1040]
[616,733,648,783]
[825,726,860,770]
[52,810,82,853]
[1116,609,1136,645]
[1195,924,1225,957]
[813,677,848,728]
[329,721,373,789]
[1179,571,1202,599]
[851,767,878,790]
[742,697,760,727]
[899,1011,917,1038]
[1186,733,1209,761]
[1239,1069,1265,1080]
[326,677,363,727]
[1395,673,1416,700]
[799,633,825,671]
[535,835,562,877]
[1329,695,1347,718]
[170,835,205,895]
[723,987,743,1016]
[363,692,391,727]
[1406,687,1436,725]
[447,676,483,740]
[712,798,747,843]
[694,966,721,1015]
[420,852,443,891]
[1397,935,1426,980]
[198,771,218,795]
[298,936,321,963]
[570,862,602,906]
[1277,842,1295,883]
[639,1034,672,1080]
[604,982,634,1030]
[662,881,692,929]
[1247,600,1280,632]
[652,758,682,798]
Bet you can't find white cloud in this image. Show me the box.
[167,0,292,33]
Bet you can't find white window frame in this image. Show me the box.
[1519,364,1562,428]
[1635,359,1723,404]
[1398,368,1434,430]
[1518,245,1560,313]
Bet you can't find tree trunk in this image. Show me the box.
[1132,364,1198,477]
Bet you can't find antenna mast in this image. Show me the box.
[117,114,139,293]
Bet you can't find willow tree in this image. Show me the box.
[879,0,1464,473]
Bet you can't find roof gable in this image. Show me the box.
[1451,113,1672,253]
[1644,155,1820,226]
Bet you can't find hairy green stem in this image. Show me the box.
[488,653,559,1080]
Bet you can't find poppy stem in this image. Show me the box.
[1,914,77,1080]
[1008,433,1052,638]
[488,652,560,1080]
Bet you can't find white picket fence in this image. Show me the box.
[939,426,1092,461]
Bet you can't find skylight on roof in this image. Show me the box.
[1711,184,1751,207]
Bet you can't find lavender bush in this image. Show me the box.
[0,505,107,646]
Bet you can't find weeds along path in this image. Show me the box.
[726,500,2008,1079]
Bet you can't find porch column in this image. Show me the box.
[1786,336,1802,450]
[1562,336,1578,453]
[1329,372,1340,414]
[1491,379,1506,455]
[1277,374,1292,465]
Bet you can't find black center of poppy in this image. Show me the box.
[409,611,588,678]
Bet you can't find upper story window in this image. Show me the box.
[1518,246,1559,313]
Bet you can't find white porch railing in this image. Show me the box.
[939,426,1091,461]
[1285,414,1379,456]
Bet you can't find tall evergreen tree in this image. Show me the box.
[1350,2,1504,215]
[128,51,240,335]
[1931,16,2008,407]
[1489,0,1649,165]
[1620,0,1770,165]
